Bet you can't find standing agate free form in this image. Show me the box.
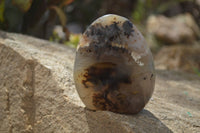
[73,14,155,114]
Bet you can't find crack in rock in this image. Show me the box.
[21,60,36,133]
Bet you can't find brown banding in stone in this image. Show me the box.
[81,62,132,111]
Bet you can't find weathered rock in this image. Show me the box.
[0,31,200,133]
[147,13,200,44]
[155,45,200,73]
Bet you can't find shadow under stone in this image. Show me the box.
[85,108,173,133]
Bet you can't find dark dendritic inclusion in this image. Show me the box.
[85,20,134,46]
[81,20,136,111]
[82,62,132,111]
[122,21,134,37]
[83,20,134,57]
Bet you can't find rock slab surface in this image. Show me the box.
[0,31,200,133]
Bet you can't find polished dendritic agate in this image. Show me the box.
[73,14,155,114]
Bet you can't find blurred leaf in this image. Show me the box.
[4,5,23,32]
[49,31,62,43]
[12,0,33,12]
[63,27,70,41]
[60,0,74,7]
[193,67,200,77]
[47,0,63,6]
[156,0,194,13]
[65,34,81,48]
[132,0,145,23]
[49,6,66,27]
[0,0,5,22]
